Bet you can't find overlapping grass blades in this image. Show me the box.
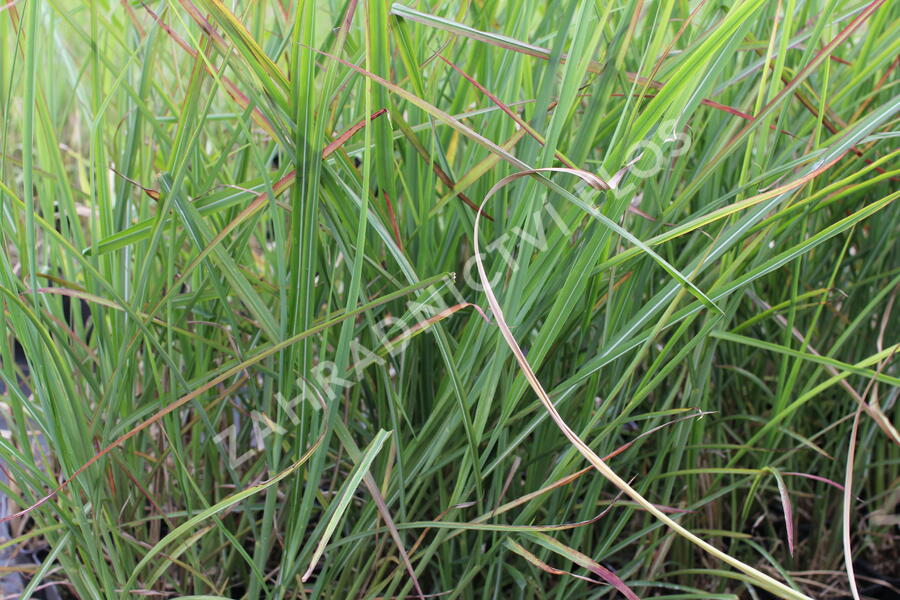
[0,1,897,598]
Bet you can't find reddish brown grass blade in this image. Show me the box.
[701,0,889,180]
[529,532,641,599]
[438,54,578,169]
[142,3,277,139]
[323,108,387,158]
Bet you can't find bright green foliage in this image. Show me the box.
[0,1,897,598]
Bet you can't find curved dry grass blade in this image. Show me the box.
[426,412,703,545]
[764,467,795,556]
[306,47,723,313]
[843,407,863,600]
[472,171,811,600]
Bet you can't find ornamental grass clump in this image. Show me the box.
[0,1,897,598]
